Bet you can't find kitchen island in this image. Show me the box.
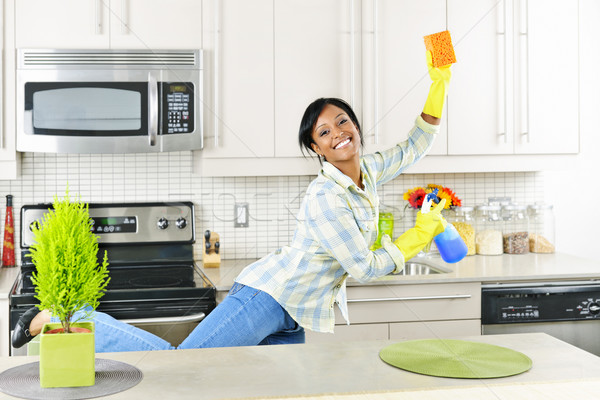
[0,333,599,399]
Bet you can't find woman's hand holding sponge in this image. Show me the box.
[423,30,455,119]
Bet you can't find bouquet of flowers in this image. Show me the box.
[403,184,462,210]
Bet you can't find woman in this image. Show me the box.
[13,51,452,352]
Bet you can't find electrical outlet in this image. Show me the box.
[234,203,249,228]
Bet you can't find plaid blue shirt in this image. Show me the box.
[235,116,438,333]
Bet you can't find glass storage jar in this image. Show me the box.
[450,206,475,256]
[501,204,529,254]
[527,203,555,253]
[474,205,503,255]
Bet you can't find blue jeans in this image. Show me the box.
[56,284,305,352]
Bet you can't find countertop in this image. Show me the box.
[200,252,600,292]
[0,333,599,399]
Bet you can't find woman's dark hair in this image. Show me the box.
[298,98,363,163]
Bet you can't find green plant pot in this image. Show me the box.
[39,321,95,388]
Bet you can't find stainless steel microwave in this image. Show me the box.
[17,49,203,154]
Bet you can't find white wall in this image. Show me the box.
[545,0,599,260]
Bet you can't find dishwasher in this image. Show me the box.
[482,281,600,356]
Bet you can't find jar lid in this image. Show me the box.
[502,204,527,211]
[528,203,553,210]
[455,206,474,212]
[475,204,501,211]
[454,206,474,216]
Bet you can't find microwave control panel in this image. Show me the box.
[162,82,194,134]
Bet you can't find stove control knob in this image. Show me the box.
[157,217,169,230]
[176,217,187,229]
[589,302,600,315]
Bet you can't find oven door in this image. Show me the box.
[9,305,207,356]
[16,49,203,154]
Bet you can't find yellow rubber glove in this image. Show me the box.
[422,51,452,119]
[393,199,448,261]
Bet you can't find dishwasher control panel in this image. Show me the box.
[482,283,600,324]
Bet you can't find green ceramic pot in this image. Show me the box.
[39,321,95,388]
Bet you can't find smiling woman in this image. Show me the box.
[13,51,453,353]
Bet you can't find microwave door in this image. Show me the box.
[19,82,154,154]
[31,87,143,132]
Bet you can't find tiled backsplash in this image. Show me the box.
[0,152,545,263]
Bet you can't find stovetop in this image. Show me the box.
[11,201,216,321]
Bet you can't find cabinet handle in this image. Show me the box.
[347,294,472,303]
[121,0,129,35]
[497,0,508,144]
[120,312,206,326]
[519,0,530,143]
[372,0,379,144]
[148,73,158,146]
[213,0,221,148]
[94,0,103,35]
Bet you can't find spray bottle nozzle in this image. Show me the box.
[425,188,439,203]
[421,189,439,214]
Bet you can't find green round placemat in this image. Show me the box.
[379,339,532,379]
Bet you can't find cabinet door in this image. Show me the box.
[109,0,203,49]
[362,0,447,155]
[389,319,481,341]
[15,0,110,48]
[2,1,18,179]
[514,0,578,154]
[201,0,274,159]
[305,323,389,344]
[447,0,513,155]
[343,282,481,324]
[274,0,359,158]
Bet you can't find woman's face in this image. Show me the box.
[310,104,361,165]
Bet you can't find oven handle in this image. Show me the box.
[148,72,158,146]
[120,312,205,326]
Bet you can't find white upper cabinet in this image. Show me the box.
[199,0,274,159]
[16,0,202,49]
[361,0,447,156]
[447,0,578,155]
[1,1,18,179]
[273,0,360,158]
[16,0,110,48]
[515,0,578,154]
[108,0,203,49]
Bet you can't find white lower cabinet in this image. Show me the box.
[389,319,481,341]
[306,282,481,343]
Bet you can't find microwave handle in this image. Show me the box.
[148,73,158,146]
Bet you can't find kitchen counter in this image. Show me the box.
[0,333,599,399]
[201,253,600,292]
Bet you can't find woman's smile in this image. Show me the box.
[334,138,351,150]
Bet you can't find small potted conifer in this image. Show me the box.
[30,189,110,388]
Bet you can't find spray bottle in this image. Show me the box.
[422,190,467,263]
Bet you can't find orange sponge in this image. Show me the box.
[424,30,456,67]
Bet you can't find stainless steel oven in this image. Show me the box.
[482,281,600,356]
[9,202,216,356]
[17,49,203,154]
